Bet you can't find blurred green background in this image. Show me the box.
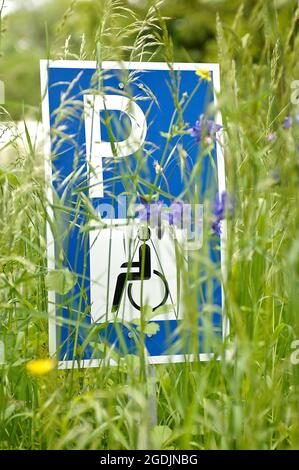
[0,0,263,119]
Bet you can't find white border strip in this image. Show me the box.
[40,60,220,73]
[57,353,216,370]
[40,60,56,359]
[40,60,226,369]
[213,66,229,341]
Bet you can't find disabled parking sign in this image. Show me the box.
[41,60,226,367]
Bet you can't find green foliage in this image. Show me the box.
[45,269,77,295]
[0,0,279,119]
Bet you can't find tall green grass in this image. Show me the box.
[0,0,299,450]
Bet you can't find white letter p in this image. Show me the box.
[84,94,147,198]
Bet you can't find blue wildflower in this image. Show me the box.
[137,198,187,235]
[138,196,151,222]
[212,191,234,236]
[212,219,221,237]
[168,201,184,227]
[214,192,226,219]
[137,199,165,239]
[189,114,222,144]
[267,132,277,142]
[283,116,293,129]
[138,197,164,225]
[270,168,281,184]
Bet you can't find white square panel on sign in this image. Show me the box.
[89,220,186,323]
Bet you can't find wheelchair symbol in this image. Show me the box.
[112,227,170,312]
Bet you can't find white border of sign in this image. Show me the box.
[40,60,227,369]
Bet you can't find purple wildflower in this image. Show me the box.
[270,168,281,184]
[267,132,277,142]
[138,197,164,225]
[283,116,293,129]
[168,201,184,227]
[214,192,226,219]
[212,191,234,236]
[188,114,222,144]
[137,198,186,231]
[212,219,221,237]
[138,196,151,222]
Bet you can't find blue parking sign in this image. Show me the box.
[41,60,226,368]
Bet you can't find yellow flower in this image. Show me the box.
[26,358,56,376]
[195,69,211,81]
